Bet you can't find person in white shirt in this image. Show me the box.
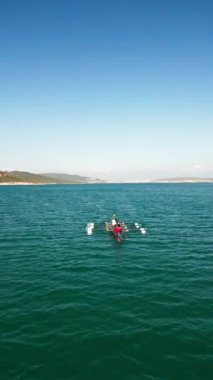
[111,214,118,227]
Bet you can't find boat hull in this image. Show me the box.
[105,221,128,243]
[112,231,122,242]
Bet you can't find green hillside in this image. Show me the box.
[0,171,79,183]
[9,171,58,183]
[42,173,90,182]
[0,171,18,183]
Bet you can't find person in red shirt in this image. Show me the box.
[113,223,123,236]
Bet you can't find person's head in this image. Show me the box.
[117,223,120,227]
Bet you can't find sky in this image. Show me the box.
[0,0,213,180]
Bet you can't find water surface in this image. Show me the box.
[1,184,213,380]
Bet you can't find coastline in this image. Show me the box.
[0,182,55,186]
[0,180,213,185]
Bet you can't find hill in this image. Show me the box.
[0,171,102,184]
[8,171,59,183]
[42,173,90,182]
[0,171,63,183]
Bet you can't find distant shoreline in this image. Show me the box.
[0,182,53,186]
[1,171,212,185]
[0,180,213,185]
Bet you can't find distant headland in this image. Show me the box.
[0,171,105,185]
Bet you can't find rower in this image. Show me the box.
[111,213,118,227]
[114,223,123,236]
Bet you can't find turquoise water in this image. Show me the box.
[1,184,213,380]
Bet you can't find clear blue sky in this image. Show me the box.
[1,0,212,180]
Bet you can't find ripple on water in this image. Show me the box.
[0,184,213,380]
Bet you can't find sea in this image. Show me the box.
[0,183,213,380]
